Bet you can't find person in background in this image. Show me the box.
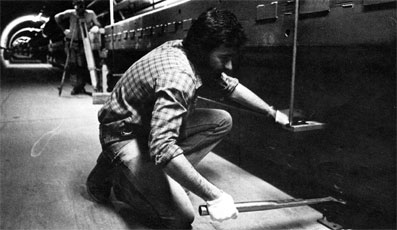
[54,0,102,95]
[86,8,289,229]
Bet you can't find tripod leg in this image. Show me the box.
[58,47,71,96]
[58,67,67,96]
[79,20,98,91]
[58,25,76,96]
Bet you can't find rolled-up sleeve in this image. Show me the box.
[220,73,239,96]
[149,71,196,166]
[206,73,239,96]
[55,9,72,22]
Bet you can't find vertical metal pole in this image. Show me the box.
[289,0,299,126]
[110,0,114,25]
[110,0,115,75]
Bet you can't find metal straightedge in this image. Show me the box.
[199,196,346,216]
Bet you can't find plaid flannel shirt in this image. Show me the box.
[98,40,239,165]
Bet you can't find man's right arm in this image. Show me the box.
[150,73,222,200]
[164,154,238,222]
[164,154,222,201]
[54,10,70,32]
[150,72,238,221]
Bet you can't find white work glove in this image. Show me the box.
[206,191,238,222]
[90,25,99,33]
[275,110,289,125]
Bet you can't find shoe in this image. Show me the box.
[110,185,166,229]
[86,154,114,204]
[70,88,79,95]
[86,181,111,204]
[71,88,89,95]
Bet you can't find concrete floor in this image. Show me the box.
[0,68,330,229]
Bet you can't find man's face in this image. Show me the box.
[74,2,86,16]
[207,45,236,75]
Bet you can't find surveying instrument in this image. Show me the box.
[58,19,98,96]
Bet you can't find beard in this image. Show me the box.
[185,48,224,85]
[195,61,223,84]
[192,55,222,79]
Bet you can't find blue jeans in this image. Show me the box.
[87,108,232,229]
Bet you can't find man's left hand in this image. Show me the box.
[275,110,289,125]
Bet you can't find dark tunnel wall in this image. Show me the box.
[204,43,396,229]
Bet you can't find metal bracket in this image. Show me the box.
[283,120,326,132]
[317,216,343,230]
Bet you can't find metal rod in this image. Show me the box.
[87,0,101,8]
[288,0,300,126]
[199,196,346,216]
[110,0,114,25]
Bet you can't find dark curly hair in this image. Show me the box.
[73,0,85,5]
[183,8,247,65]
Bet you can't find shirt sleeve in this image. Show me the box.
[149,70,196,166]
[55,9,73,21]
[87,10,101,27]
[206,72,239,96]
